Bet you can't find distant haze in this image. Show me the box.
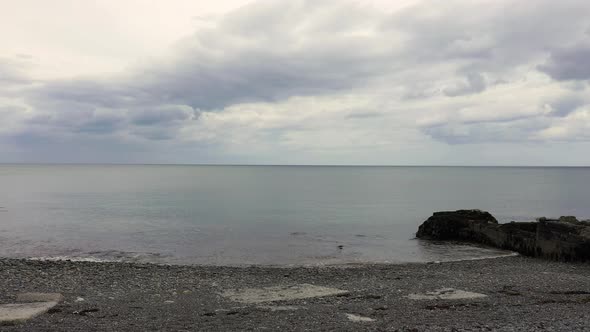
[1,0,590,165]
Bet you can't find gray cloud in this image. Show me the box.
[130,4,395,109]
[423,118,551,145]
[24,0,589,109]
[0,66,27,85]
[0,56,34,90]
[388,1,590,66]
[27,80,141,109]
[12,0,398,145]
[3,0,590,163]
[538,43,590,81]
[443,72,487,97]
[547,95,586,117]
[131,105,198,126]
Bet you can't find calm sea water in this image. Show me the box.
[0,165,588,265]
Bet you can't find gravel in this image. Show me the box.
[1,256,590,331]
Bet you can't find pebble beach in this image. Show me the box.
[1,256,590,331]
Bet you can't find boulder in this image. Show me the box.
[416,210,498,241]
[416,210,590,262]
[0,293,63,325]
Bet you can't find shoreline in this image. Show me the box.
[22,250,521,268]
[15,238,520,268]
[2,256,590,331]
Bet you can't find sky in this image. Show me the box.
[1,0,590,165]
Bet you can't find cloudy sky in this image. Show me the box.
[1,0,589,165]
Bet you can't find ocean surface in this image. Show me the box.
[0,165,589,266]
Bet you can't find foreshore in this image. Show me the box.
[1,256,590,331]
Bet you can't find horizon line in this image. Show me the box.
[1,163,589,168]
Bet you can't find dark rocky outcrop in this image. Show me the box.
[417,210,590,262]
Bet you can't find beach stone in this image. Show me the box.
[221,283,349,304]
[0,302,59,325]
[406,288,487,300]
[345,313,375,322]
[257,305,301,311]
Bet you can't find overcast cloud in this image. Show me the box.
[1,0,590,165]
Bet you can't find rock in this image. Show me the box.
[416,210,498,240]
[345,313,375,322]
[558,216,579,223]
[0,293,63,325]
[256,305,301,311]
[0,302,59,325]
[221,284,349,304]
[16,293,64,303]
[406,288,487,300]
[416,210,590,262]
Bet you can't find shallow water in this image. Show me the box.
[0,165,588,265]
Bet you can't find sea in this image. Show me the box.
[0,165,588,266]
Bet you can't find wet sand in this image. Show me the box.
[1,256,590,331]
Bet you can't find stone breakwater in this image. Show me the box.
[416,210,590,262]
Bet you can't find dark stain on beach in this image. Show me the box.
[497,285,522,296]
[355,294,382,300]
[73,308,100,316]
[549,290,590,295]
[424,302,483,310]
[47,308,62,314]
